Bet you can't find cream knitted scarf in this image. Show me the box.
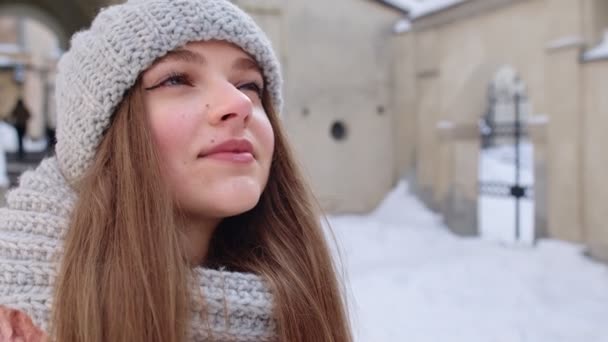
[0,157,276,341]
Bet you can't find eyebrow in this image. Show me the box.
[154,49,263,80]
[157,49,206,65]
[153,48,263,75]
[232,57,263,74]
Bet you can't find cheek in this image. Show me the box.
[256,112,275,162]
[148,103,199,160]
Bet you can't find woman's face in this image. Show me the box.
[142,40,274,220]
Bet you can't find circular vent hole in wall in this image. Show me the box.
[330,121,348,141]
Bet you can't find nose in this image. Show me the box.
[207,81,252,127]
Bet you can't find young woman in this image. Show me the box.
[0,0,353,341]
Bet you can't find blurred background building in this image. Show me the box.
[0,0,607,263]
[0,15,58,139]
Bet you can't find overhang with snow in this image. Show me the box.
[375,0,466,19]
[374,0,468,34]
[583,31,608,62]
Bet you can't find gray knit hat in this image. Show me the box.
[55,0,283,183]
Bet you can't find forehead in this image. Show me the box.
[153,40,260,69]
[185,40,250,56]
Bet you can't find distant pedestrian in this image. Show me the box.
[45,125,56,153]
[45,99,57,153]
[8,98,30,160]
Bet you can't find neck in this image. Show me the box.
[180,215,221,266]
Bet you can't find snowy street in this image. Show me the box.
[329,182,608,342]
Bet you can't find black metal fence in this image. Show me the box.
[479,93,533,241]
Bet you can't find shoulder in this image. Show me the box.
[0,306,48,342]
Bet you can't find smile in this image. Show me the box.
[202,151,255,163]
[198,138,255,164]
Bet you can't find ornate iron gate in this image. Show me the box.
[479,90,534,241]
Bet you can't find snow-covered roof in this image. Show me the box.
[381,0,467,34]
[380,0,467,19]
[583,31,608,62]
[545,35,584,51]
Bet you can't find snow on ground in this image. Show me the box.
[0,122,17,152]
[328,181,608,342]
[0,122,48,187]
[0,123,14,187]
[479,142,534,244]
[0,122,48,153]
[0,151,6,187]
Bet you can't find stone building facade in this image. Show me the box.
[384,0,608,262]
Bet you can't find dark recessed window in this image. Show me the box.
[330,121,347,141]
[377,105,385,115]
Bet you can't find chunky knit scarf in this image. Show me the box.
[0,157,276,341]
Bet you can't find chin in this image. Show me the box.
[216,191,261,216]
[195,179,265,218]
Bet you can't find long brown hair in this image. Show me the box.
[51,79,353,342]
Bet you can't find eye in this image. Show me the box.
[145,72,193,90]
[238,82,264,98]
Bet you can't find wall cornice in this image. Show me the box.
[411,0,529,32]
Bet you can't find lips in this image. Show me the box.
[198,139,255,163]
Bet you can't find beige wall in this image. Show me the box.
[280,0,403,213]
[542,0,608,245]
[582,0,608,45]
[412,28,440,210]
[391,33,417,180]
[543,44,585,242]
[582,59,608,263]
[0,71,19,119]
[542,0,586,242]
[0,16,17,42]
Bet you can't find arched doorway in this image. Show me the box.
[0,0,115,49]
[478,66,535,244]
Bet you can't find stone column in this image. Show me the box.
[543,35,585,242]
[527,115,548,239]
[437,122,479,236]
[581,58,608,263]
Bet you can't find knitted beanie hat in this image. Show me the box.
[55,0,283,183]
